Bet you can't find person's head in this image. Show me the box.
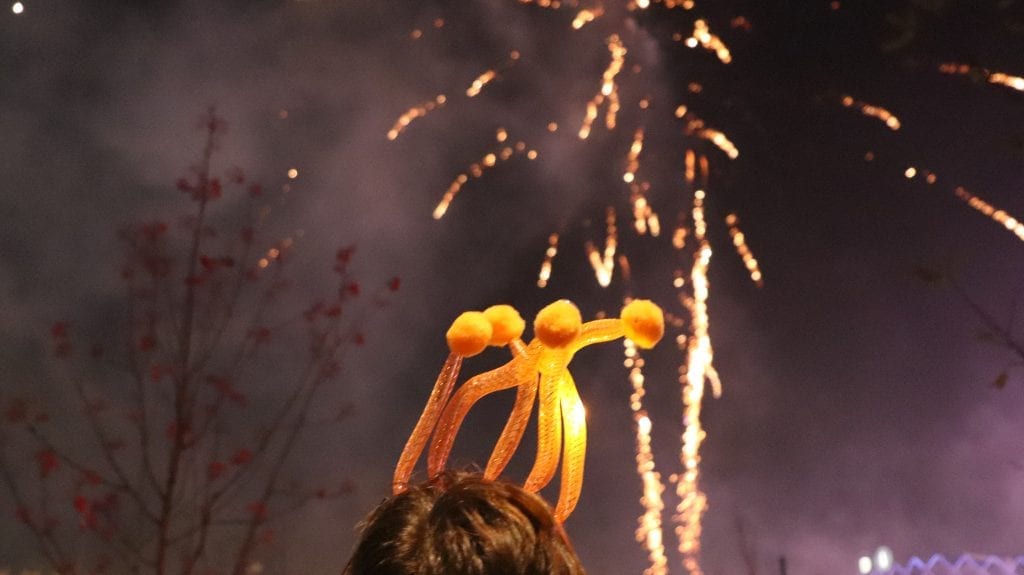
[343,472,586,575]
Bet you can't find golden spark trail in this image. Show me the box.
[572,7,604,29]
[840,95,901,130]
[624,337,669,575]
[517,0,572,8]
[433,130,537,219]
[466,70,498,97]
[725,213,763,287]
[537,233,560,288]
[686,119,739,159]
[672,225,688,251]
[673,187,721,575]
[939,62,1024,92]
[989,72,1024,91]
[387,95,447,140]
[631,182,661,236]
[586,207,618,287]
[685,19,732,64]
[867,150,1024,242]
[954,186,1024,241]
[624,128,645,184]
[580,34,627,139]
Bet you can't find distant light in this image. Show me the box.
[858,556,872,575]
[287,168,298,179]
[12,2,24,14]
[875,547,894,571]
[904,166,917,179]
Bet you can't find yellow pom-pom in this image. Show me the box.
[446,311,492,356]
[534,300,582,348]
[483,305,525,347]
[621,299,664,349]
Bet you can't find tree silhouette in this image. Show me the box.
[0,110,398,575]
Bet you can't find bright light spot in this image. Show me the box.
[875,547,894,571]
[287,168,298,179]
[638,415,651,434]
[12,2,23,14]
[547,122,558,132]
[904,167,916,179]
[858,556,873,575]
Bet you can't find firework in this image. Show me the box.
[586,208,619,287]
[433,130,537,220]
[392,3,756,571]
[624,128,645,184]
[939,62,1024,92]
[725,213,763,287]
[579,34,627,139]
[955,187,1024,242]
[387,95,447,141]
[537,233,560,288]
[686,118,739,159]
[466,70,498,98]
[840,94,901,130]
[625,338,670,575]
[685,19,732,64]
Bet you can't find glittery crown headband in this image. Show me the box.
[393,298,665,522]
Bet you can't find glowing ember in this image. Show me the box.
[433,130,536,219]
[586,208,619,287]
[466,70,497,98]
[631,182,661,237]
[954,186,1024,242]
[572,7,604,29]
[686,119,739,159]
[840,94,901,130]
[724,213,763,287]
[686,19,732,64]
[537,233,560,288]
[387,94,447,141]
[580,34,627,139]
[624,337,669,575]
[624,128,645,184]
[939,62,1024,92]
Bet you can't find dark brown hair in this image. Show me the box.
[343,473,586,575]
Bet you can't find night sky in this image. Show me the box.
[3,1,1024,574]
